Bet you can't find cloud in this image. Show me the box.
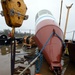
[0,0,75,39]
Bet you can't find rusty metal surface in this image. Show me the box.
[68,43,75,62]
[64,62,75,75]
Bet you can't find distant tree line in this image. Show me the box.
[0,29,34,38]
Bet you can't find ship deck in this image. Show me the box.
[0,44,75,75]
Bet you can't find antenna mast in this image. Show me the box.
[59,0,63,26]
[63,3,73,40]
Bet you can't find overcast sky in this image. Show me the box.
[0,0,75,39]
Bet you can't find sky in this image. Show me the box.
[0,0,75,40]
